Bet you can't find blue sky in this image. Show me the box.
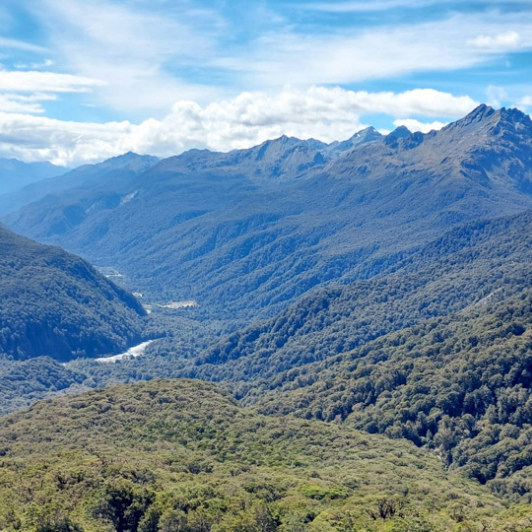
[0,0,530,165]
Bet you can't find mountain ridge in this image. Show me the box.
[5,105,532,321]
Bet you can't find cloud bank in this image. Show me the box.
[0,87,478,166]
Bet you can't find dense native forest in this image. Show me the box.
[0,379,530,532]
[0,224,145,362]
[2,105,532,529]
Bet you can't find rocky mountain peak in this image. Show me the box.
[384,125,412,147]
[443,104,532,140]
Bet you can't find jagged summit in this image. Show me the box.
[388,124,411,137]
[103,151,159,170]
[465,103,495,122]
[443,103,532,138]
[383,124,412,147]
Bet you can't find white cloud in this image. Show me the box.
[12,0,531,121]
[31,0,226,115]
[0,36,47,53]
[486,85,508,108]
[393,118,447,133]
[0,70,104,93]
[0,67,103,116]
[302,0,532,13]
[468,31,520,50]
[303,0,438,13]
[0,86,478,166]
[15,59,54,70]
[0,93,56,114]
[0,0,527,125]
[220,14,532,88]
[518,96,532,110]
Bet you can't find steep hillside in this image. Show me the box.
[0,379,526,531]
[237,286,532,501]
[165,208,532,382]
[0,357,86,416]
[0,224,146,361]
[6,106,532,319]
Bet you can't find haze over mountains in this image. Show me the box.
[0,158,65,196]
[4,104,532,528]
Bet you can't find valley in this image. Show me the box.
[2,105,532,530]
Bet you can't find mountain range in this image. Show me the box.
[0,157,65,196]
[3,104,532,526]
[4,105,532,322]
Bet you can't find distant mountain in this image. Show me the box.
[0,152,158,216]
[0,157,65,196]
[4,105,532,322]
[0,379,518,531]
[0,224,146,361]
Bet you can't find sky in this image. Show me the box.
[0,0,531,166]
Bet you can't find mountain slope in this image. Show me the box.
[6,106,532,320]
[165,207,532,382]
[0,224,145,361]
[0,357,86,415]
[240,285,532,501]
[0,379,524,531]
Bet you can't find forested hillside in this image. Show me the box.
[0,224,146,361]
[234,287,532,501]
[0,379,528,532]
[191,208,532,381]
[3,106,532,528]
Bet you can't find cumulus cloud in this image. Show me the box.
[468,31,520,50]
[0,87,478,166]
[393,118,447,133]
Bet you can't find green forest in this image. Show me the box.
[1,379,530,532]
[2,105,532,530]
